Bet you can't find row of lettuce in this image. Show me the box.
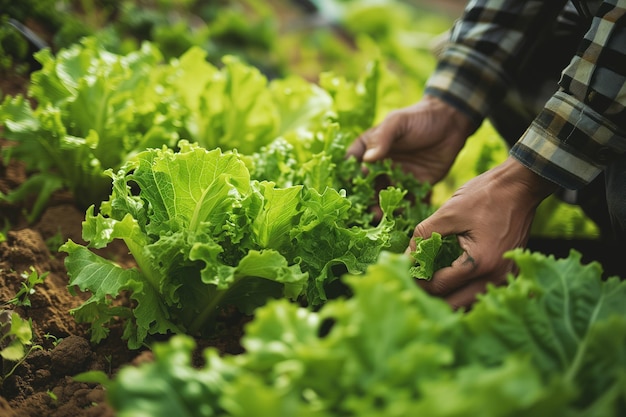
[80,249,626,417]
[0,35,451,348]
[1,0,448,86]
[0,0,460,369]
[0,33,428,218]
[0,0,603,353]
[1,3,619,415]
[0,0,595,231]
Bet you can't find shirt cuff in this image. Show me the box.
[510,91,626,190]
[424,43,509,128]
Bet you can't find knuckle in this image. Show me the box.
[382,109,405,128]
[360,128,377,146]
[413,222,430,239]
[429,278,452,296]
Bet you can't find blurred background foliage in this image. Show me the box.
[0,0,598,239]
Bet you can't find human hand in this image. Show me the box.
[347,95,476,185]
[409,157,558,308]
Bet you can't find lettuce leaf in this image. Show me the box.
[462,249,626,410]
[410,232,463,279]
[55,49,435,347]
[61,143,310,348]
[166,49,279,155]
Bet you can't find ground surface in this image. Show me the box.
[0,155,126,416]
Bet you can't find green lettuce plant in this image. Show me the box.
[57,46,434,349]
[0,37,179,221]
[0,36,405,223]
[60,133,431,349]
[81,249,626,416]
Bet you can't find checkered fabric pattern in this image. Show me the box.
[425,0,626,190]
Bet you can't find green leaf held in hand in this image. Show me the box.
[410,232,463,279]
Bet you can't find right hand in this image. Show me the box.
[409,157,558,308]
[347,95,476,185]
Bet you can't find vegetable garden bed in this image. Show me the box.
[0,173,249,416]
[1,1,624,416]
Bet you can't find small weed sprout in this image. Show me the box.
[0,266,48,385]
[8,266,48,308]
[0,310,42,387]
[44,333,63,347]
[104,354,113,376]
[47,390,58,403]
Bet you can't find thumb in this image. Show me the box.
[346,128,385,161]
[410,213,457,249]
[360,122,397,162]
[410,215,480,297]
[362,142,385,162]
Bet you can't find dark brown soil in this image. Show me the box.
[0,154,117,416]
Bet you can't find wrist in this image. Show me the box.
[422,94,477,139]
[495,157,558,205]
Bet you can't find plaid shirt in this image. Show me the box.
[425,0,626,190]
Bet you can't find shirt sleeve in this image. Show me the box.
[424,0,569,127]
[511,0,626,190]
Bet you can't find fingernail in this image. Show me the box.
[363,148,377,161]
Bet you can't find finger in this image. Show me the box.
[444,262,513,309]
[405,216,454,254]
[409,214,464,253]
[346,133,367,161]
[413,212,459,242]
[444,278,491,310]
[430,250,515,308]
[361,122,396,162]
[347,128,381,161]
[417,250,478,297]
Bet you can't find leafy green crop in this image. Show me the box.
[0,36,409,223]
[81,249,626,416]
[51,41,433,349]
[60,133,431,349]
[0,38,179,220]
[61,142,305,348]
[410,232,464,279]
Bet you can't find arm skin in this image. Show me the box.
[420,1,626,308]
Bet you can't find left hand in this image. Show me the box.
[409,157,558,308]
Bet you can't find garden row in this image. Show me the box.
[1,1,623,416]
